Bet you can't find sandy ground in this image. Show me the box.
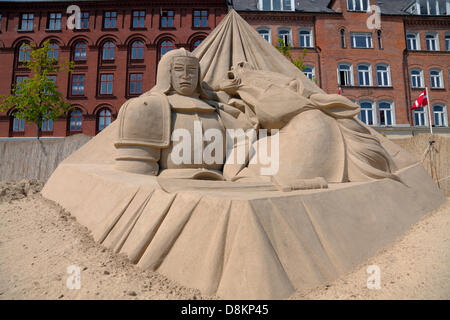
[0,189,449,300]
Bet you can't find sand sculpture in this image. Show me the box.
[42,10,445,299]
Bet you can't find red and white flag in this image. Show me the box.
[411,89,428,110]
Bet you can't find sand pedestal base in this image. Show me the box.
[42,161,445,299]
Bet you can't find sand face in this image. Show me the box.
[0,183,449,300]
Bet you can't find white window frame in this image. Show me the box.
[445,33,450,51]
[303,65,315,80]
[426,32,440,51]
[347,0,370,12]
[357,63,373,86]
[337,63,354,86]
[258,0,295,11]
[406,32,420,50]
[432,104,448,127]
[278,28,292,46]
[299,29,313,48]
[350,32,373,48]
[257,27,271,43]
[376,64,391,87]
[430,69,444,88]
[358,100,377,125]
[378,100,396,126]
[414,106,428,126]
[410,68,424,88]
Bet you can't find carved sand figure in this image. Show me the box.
[42,10,445,299]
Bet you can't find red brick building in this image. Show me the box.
[0,0,449,138]
[0,0,227,137]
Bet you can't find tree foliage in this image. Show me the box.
[275,38,316,83]
[0,40,74,138]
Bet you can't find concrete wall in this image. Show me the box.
[0,135,91,182]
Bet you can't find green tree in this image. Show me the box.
[0,40,74,139]
[275,38,316,83]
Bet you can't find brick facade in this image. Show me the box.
[0,0,449,138]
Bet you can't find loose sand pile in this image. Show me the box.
[0,180,44,203]
[0,181,449,300]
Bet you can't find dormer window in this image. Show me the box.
[259,0,295,11]
[347,0,370,12]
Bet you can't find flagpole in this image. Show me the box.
[425,86,433,135]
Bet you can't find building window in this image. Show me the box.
[426,33,439,51]
[12,114,25,132]
[100,74,113,95]
[193,10,208,27]
[160,40,175,56]
[259,0,294,11]
[414,107,427,126]
[433,105,448,127]
[130,41,144,60]
[80,12,89,29]
[340,29,346,48]
[357,64,372,86]
[359,101,376,125]
[47,13,61,30]
[161,10,174,28]
[129,73,143,95]
[191,39,203,51]
[410,69,424,88]
[278,28,292,46]
[406,33,420,50]
[303,66,315,80]
[377,30,382,49]
[430,69,443,88]
[74,42,87,61]
[20,13,34,31]
[41,117,53,132]
[69,109,82,131]
[378,101,394,126]
[350,32,372,48]
[48,43,59,60]
[15,75,28,90]
[338,63,353,86]
[376,64,391,86]
[102,41,115,61]
[347,0,369,11]
[71,74,85,95]
[18,43,30,62]
[299,29,313,48]
[257,28,271,43]
[98,108,112,131]
[104,11,117,29]
[446,34,450,51]
[132,10,145,28]
[44,75,56,94]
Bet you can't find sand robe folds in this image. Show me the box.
[217,63,399,183]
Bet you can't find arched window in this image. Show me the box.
[377,30,382,49]
[191,39,203,51]
[299,29,312,48]
[18,43,30,62]
[160,40,175,57]
[102,41,115,60]
[376,64,391,87]
[278,28,292,46]
[303,65,315,80]
[48,43,59,60]
[433,104,448,127]
[69,109,82,131]
[97,108,112,131]
[338,63,353,86]
[340,29,346,48]
[74,42,87,61]
[410,69,424,88]
[257,27,271,43]
[378,101,394,126]
[131,40,144,60]
[359,100,376,125]
[430,69,443,88]
[357,64,372,86]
